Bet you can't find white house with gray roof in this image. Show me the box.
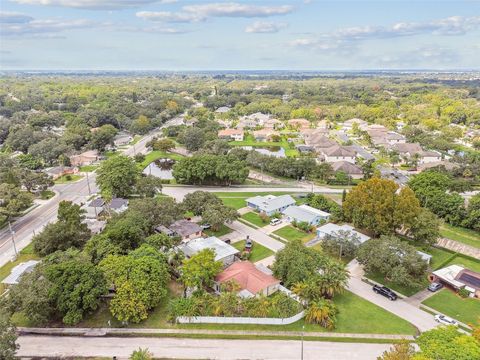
[178,236,239,267]
[316,223,371,243]
[246,194,296,216]
[282,205,330,226]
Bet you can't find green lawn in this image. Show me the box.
[182,291,415,335]
[440,223,480,249]
[233,240,274,262]
[0,243,40,294]
[79,164,98,172]
[444,254,480,273]
[422,289,480,325]
[54,174,83,184]
[427,246,456,270]
[366,271,428,297]
[203,224,233,238]
[220,197,250,210]
[229,135,299,158]
[241,212,270,227]
[273,225,315,243]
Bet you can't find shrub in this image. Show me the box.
[458,288,470,298]
[259,212,270,223]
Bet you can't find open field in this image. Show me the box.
[422,289,480,325]
[440,223,480,249]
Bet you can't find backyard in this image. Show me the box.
[273,225,316,243]
[422,289,480,325]
[440,223,480,249]
[233,240,274,262]
[443,253,480,273]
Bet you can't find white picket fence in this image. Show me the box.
[176,310,305,325]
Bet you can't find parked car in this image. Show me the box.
[428,282,443,292]
[270,218,282,226]
[372,284,398,301]
[200,223,211,230]
[434,314,458,326]
[223,238,231,244]
[245,237,253,252]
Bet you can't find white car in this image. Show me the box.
[434,314,458,326]
[270,218,282,226]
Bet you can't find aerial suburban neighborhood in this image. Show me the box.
[1,1,480,360]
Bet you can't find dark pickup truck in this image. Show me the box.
[372,284,398,301]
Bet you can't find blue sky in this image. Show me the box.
[0,0,479,70]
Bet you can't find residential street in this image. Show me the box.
[17,335,392,360]
[229,220,285,252]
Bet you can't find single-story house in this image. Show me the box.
[288,118,311,130]
[282,204,330,226]
[157,219,203,242]
[218,129,244,141]
[109,198,129,214]
[431,265,480,297]
[343,118,368,130]
[316,223,371,243]
[299,128,329,139]
[304,135,337,150]
[179,236,239,267]
[238,112,270,128]
[331,161,363,179]
[246,194,296,216]
[389,143,441,164]
[113,134,133,147]
[321,145,356,164]
[215,106,231,113]
[44,166,78,180]
[214,261,280,298]
[2,260,40,285]
[69,150,99,167]
[252,129,280,142]
[263,118,283,129]
[84,198,105,219]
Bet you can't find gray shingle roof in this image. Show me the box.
[179,236,239,261]
[246,194,296,213]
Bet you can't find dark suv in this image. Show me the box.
[372,284,398,301]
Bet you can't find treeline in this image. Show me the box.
[246,151,316,180]
[172,153,249,185]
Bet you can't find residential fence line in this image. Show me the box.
[176,310,305,325]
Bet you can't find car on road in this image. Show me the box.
[427,282,443,292]
[372,284,398,301]
[270,218,282,226]
[200,223,211,230]
[434,314,458,326]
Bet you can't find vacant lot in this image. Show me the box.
[440,223,480,249]
[422,289,480,325]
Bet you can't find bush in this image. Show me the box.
[65,175,72,181]
[259,212,270,223]
[134,153,146,163]
[458,288,470,298]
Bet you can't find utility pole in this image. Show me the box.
[8,221,18,258]
[86,171,92,196]
[301,324,305,360]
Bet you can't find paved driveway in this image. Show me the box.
[347,261,439,333]
[17,335,392,360]
[229,220,285,252]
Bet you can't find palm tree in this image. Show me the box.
[304,299,337,329]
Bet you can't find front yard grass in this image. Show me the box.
[440,223,480,249]
[233,240,274,262]
[203,224,233,238]
[422,289,480,325]
[181,291,415,335]
[273,225,315,243]
[79,164,98,172]
[366,271,428,297]
[54,174,83,184]
[241,212,269,227]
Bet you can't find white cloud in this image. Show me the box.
[1,17,95,36]
[0,11,34,23]
[136,11,202,23]
[9,0,176,10]
[245,21,287,33]
[182,2,293,18]
[137,2,294,23]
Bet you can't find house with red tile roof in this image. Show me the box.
[215,261,280,298]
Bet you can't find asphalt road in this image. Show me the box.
[17,335,392,360]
